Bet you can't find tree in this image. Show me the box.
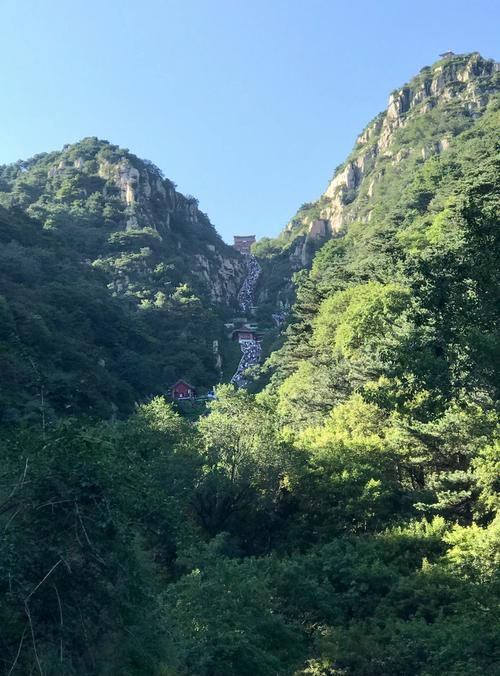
[195,386,298,551]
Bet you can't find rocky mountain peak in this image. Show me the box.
[280,52,499,253]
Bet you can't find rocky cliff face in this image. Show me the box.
[95,155,197,233]
[0,138,246,306]
[281,52,499,259]
[95,153,245,303]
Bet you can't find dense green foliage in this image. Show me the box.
[1,386,498,674]
[269,97,500,419]
[0,205,223,421]
[0,57,499,674]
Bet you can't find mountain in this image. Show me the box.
[0,139,247,421]
[0,137,244,304]
[262,51,499,422]
[268,91,499,418]
[1,53,499,676]
[254,51,499,304]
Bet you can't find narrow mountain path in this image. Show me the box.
[230,255,262,387]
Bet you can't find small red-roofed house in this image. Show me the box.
[170,379,196,400]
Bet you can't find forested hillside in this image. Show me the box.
[0,53,498,675]
[0,139,245,421]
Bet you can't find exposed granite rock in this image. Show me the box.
[193,253,245,303]
[284,52,499,246]
[307,218,329,240]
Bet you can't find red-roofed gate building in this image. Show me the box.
[233,235,256,254]
[231,328,258,342]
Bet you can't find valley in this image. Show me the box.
[0,51,498,675]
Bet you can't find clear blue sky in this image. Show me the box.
[0,1,498,242]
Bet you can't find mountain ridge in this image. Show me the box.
[287,52,499,245]
[252,51,499,311]
[0,137,246,306]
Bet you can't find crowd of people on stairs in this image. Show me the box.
[230,339,262,387]
[238,255,261,313]
[230,254,263,387]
